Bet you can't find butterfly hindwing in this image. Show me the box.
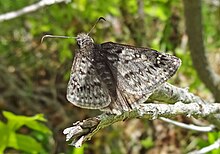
[66,50,111,109]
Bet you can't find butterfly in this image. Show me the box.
[66,31,181,114]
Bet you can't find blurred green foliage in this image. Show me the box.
[196,131,220,154]
[140,136,154,149]
[0,111,52,153]
[0,0,220,153]
[207,132,220,154]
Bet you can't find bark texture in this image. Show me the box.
[183,0,220,102]
[64,83,220,147]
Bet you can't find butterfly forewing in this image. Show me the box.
[66,50,111,109]
[100,42,181,95]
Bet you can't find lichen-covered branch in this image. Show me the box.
[63,83,220,147]
[149,83,203,104]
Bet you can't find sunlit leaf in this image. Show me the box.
[8,133,45,153]
[26,121,52,135]
[0,122,9,153]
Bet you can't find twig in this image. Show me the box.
[160,117,215,132]
[189,139,220,154]
[63,82,220,147]
[0,0,70,22]
[149,83,203,105]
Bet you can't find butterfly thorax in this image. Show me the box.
[76,33,94,49]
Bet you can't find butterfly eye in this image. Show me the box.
[76,38,81,46]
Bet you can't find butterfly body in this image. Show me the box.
[67,33,181,113]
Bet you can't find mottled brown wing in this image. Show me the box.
[66,50,111,109]
[100,42,181,95]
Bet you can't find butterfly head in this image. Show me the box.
[76,33,94,49]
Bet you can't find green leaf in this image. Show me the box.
[1,112,51,153]
[31,114,47,122]
[8,133,45,153]
[26,121,52,135]
[3,111,48,131]
[3,111,23,131]
[0,122,9,153]
[3,111,46,122]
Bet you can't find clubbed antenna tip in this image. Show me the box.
[87,17,106,36]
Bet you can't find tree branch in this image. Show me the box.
[182,0,220,102]
[189,139,220,154]
[0,0,70,22]
[160,117,215,132]
[63,83,220,147]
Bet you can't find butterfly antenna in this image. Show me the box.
[41,35,76,43]
[87,17,106,36]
